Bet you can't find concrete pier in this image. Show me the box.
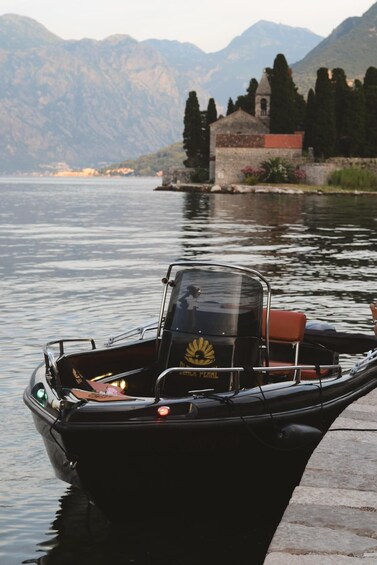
[264,388,377,563]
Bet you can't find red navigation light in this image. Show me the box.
[157,406,170,417]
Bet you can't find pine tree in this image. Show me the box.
[183,91,203,168]
[311,68,336,159]
[269,54,296,133]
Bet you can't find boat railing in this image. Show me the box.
[154,367,244,402]
[105,320,159,347]
[43,338,96,389]
[43,337,96,374]
[153,363,342,402]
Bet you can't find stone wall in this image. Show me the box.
[215,147,302,185]
[303,158,377,186]
[162,166,194,186]
[213,132,304,185]
[301,163,338,186]
[163,157,377,189]
[327,157,377,174]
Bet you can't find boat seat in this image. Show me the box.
[262,309,329,380]
[54,339,157,394]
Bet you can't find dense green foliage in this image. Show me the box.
[328,167,377,191]
[303,65,377,158]
[241,158,306,184]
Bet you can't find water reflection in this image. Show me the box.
[24,487,277,565]
[179,192,377,333]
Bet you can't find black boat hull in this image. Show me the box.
[24,358,377,521]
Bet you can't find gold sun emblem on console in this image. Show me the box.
[184,337,215,366]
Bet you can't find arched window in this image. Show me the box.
[260,98,268,116]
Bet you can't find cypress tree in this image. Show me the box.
[331,68,350,155]
[294,89,306,131]
[303,88,316,152]
[206,97,218,125]
[235,78,258,114]
[342,80,365,157]
[226,98,236,115]
[200,97,217,168]
[364,67,377,157]
[311,67,336,159]
[183,91,203,168]
[269,54,296,133]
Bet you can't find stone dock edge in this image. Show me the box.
[264,387,377,563]
[155,183,377,195]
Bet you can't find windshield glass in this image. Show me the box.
[164,268,263,337]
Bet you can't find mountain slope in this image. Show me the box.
[10,9,377,172]
[205,21,322,105]
[292,2,377,91]
[0,15,322,173]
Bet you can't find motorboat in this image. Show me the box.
[24,262,377,521]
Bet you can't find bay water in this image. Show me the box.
[1,176,377,564]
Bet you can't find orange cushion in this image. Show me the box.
[262,309,307,342]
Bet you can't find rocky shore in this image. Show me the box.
[155,183,308,194]
[155,183,377,195]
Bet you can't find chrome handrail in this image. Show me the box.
[105,320,158,347]
[154,366,244,402]
[153,363,342,402]
[43,338,96,378]
[256,363,342,383]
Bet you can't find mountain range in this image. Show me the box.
[0,3,376,173]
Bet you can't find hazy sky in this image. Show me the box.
[0,0,374,52]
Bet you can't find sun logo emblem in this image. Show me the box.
[184,337,215,366]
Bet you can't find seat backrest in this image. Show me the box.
[262,309,307,342]
[262,309,307,375]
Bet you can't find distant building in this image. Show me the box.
[209,70,303,185]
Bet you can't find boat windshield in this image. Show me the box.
[164,268,263,337]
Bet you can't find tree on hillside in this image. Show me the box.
[183,91,203,168]
[311,67,336,159]
[269,54,296,133]
[364,67,377,157]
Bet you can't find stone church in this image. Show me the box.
[209,71,303,185]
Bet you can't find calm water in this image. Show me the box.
[1,176,377,565]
